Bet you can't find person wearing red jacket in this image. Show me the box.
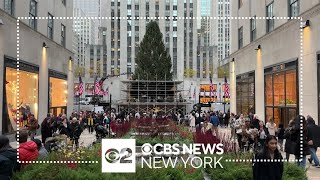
[17,130,39,163]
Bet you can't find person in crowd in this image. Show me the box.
[248,112,254,122]
[284,120,296,162]
[252,114,260,129]
[210,112,220,137]
[277,124,285,151]
[58,115,69,136]
[18,130,39,163]
[257,120,269,151]
[25,114,38,140]
[235,114,245,150]
[266,118,277,136]
[41,114,52,144]
[288,115,312,168]
[69,117,83,150]
[253,135,283,180]
[87,114,94,134]
[31,139,48,160]
[306,116,320,168]
[0,135,20,180]
[223,112,229,128]
[241,118,257,152]
[229,113,236,141]
[135,111,140,119]
[218,111,224,128]
[189,113,196,133]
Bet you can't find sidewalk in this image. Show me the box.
[9,129,97,149]
[218,127,320,179]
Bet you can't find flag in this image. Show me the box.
[210,77,214,98]
[95,77,107,96]
[224,76,230,98]
[78,76,84,96]
[94,76,100,95]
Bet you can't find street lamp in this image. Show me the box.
[42,42,49,48]
[301,20,310,29]
[255,45,261,51]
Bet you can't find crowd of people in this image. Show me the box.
[1,107,320,179]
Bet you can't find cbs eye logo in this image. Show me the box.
[105,148,133,164]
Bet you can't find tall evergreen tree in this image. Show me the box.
[133,21,172,80]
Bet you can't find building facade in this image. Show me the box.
[0,0,74,135]
[229,0,320,125]
[73,0,102,44]
[73,8,97,69]
[100,0,199,81]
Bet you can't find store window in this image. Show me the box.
[49,72,67,116]
[3,60,39,134]
[264,60,297,127]
[236,72,255,115]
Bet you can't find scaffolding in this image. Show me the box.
[117,79,190,114]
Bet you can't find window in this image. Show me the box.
[250,16,256,42]
[62,0,66,6]
[61,24,66,47]
[29,0,37,29]
[289,0,299,17]
[238,26,243,49]
[47,13,54,39]
[266,2,274,33]
[135,5,139,10]
[236,72,255,115]
[238,0,243,9]
[4,0,14,15]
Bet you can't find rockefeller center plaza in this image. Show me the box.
[0,0,320,179]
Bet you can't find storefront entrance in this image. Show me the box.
[264,60,298,127]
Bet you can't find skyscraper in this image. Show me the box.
[213,0,230,62]
[73,0,102,44]
[100,0,198,81]
[73,8,97,69]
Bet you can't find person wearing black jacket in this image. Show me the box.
[307,116,320,168]
[41,114,53,144]
[69,118,83,150]
[0,135,20,180]
[290,115,313,168]
[284,120,296,161]
[257,120,269,151]
[253,135,283,180]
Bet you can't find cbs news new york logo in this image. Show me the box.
[102,139,136,173]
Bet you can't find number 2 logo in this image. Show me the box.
[105,148,133,163]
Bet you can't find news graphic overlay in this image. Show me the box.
[102,139,136,173]
[140,143,224,169]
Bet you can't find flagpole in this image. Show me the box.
[224,75,227,113]
[78,74,81,112]
[93,75,96,112]
[79,93,81,112]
